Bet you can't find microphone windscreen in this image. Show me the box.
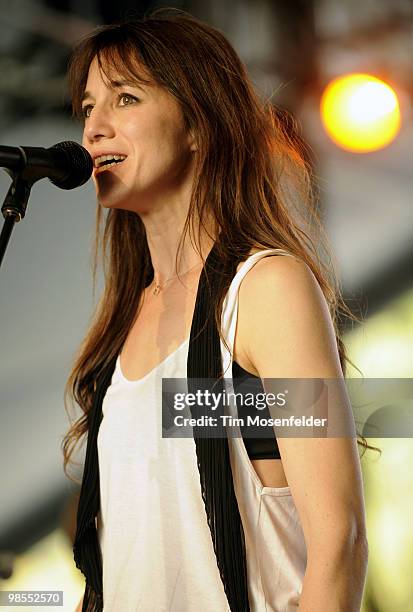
[49,141,93,190]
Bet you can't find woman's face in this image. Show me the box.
[81,56,196,213]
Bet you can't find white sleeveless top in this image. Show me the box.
[97,249,307,611]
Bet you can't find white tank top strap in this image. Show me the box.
[220,248,296,377]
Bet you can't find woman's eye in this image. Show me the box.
[119,93,138,106]
[81,105,93,119]
[80,94,137,120]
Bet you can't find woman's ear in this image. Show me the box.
[188,129,198,152]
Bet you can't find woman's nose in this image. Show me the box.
[83,107,116,143]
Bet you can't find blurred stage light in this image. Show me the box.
[320,73,401,153]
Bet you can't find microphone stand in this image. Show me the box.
[0,172,28,583]
[0,171,33,270]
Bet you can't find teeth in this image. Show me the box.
[94,154,127,168]
[98,161,119,170]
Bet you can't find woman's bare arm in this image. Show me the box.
[237,255,368,611]
[75,595,83,612]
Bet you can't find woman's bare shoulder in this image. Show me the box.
[235,252,342,379]
[237,249,307,292]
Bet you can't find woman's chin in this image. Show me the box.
[95,187,154,214]
[95,184,133,210]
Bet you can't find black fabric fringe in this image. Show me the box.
[73,360,116,612]
[187,242,250,611]
[73,241,250,611]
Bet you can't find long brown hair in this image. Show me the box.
[62,8,379,481]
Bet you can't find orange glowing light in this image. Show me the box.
[320,73,401,153]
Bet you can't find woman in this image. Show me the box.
[63,9,369,612]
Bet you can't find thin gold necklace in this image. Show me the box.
[152,261,203,296]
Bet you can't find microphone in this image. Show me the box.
[0,141,93,190]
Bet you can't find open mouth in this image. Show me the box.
[94,154,127,172]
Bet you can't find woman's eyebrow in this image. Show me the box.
[110,79,144,89]
[81,80,146,103]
